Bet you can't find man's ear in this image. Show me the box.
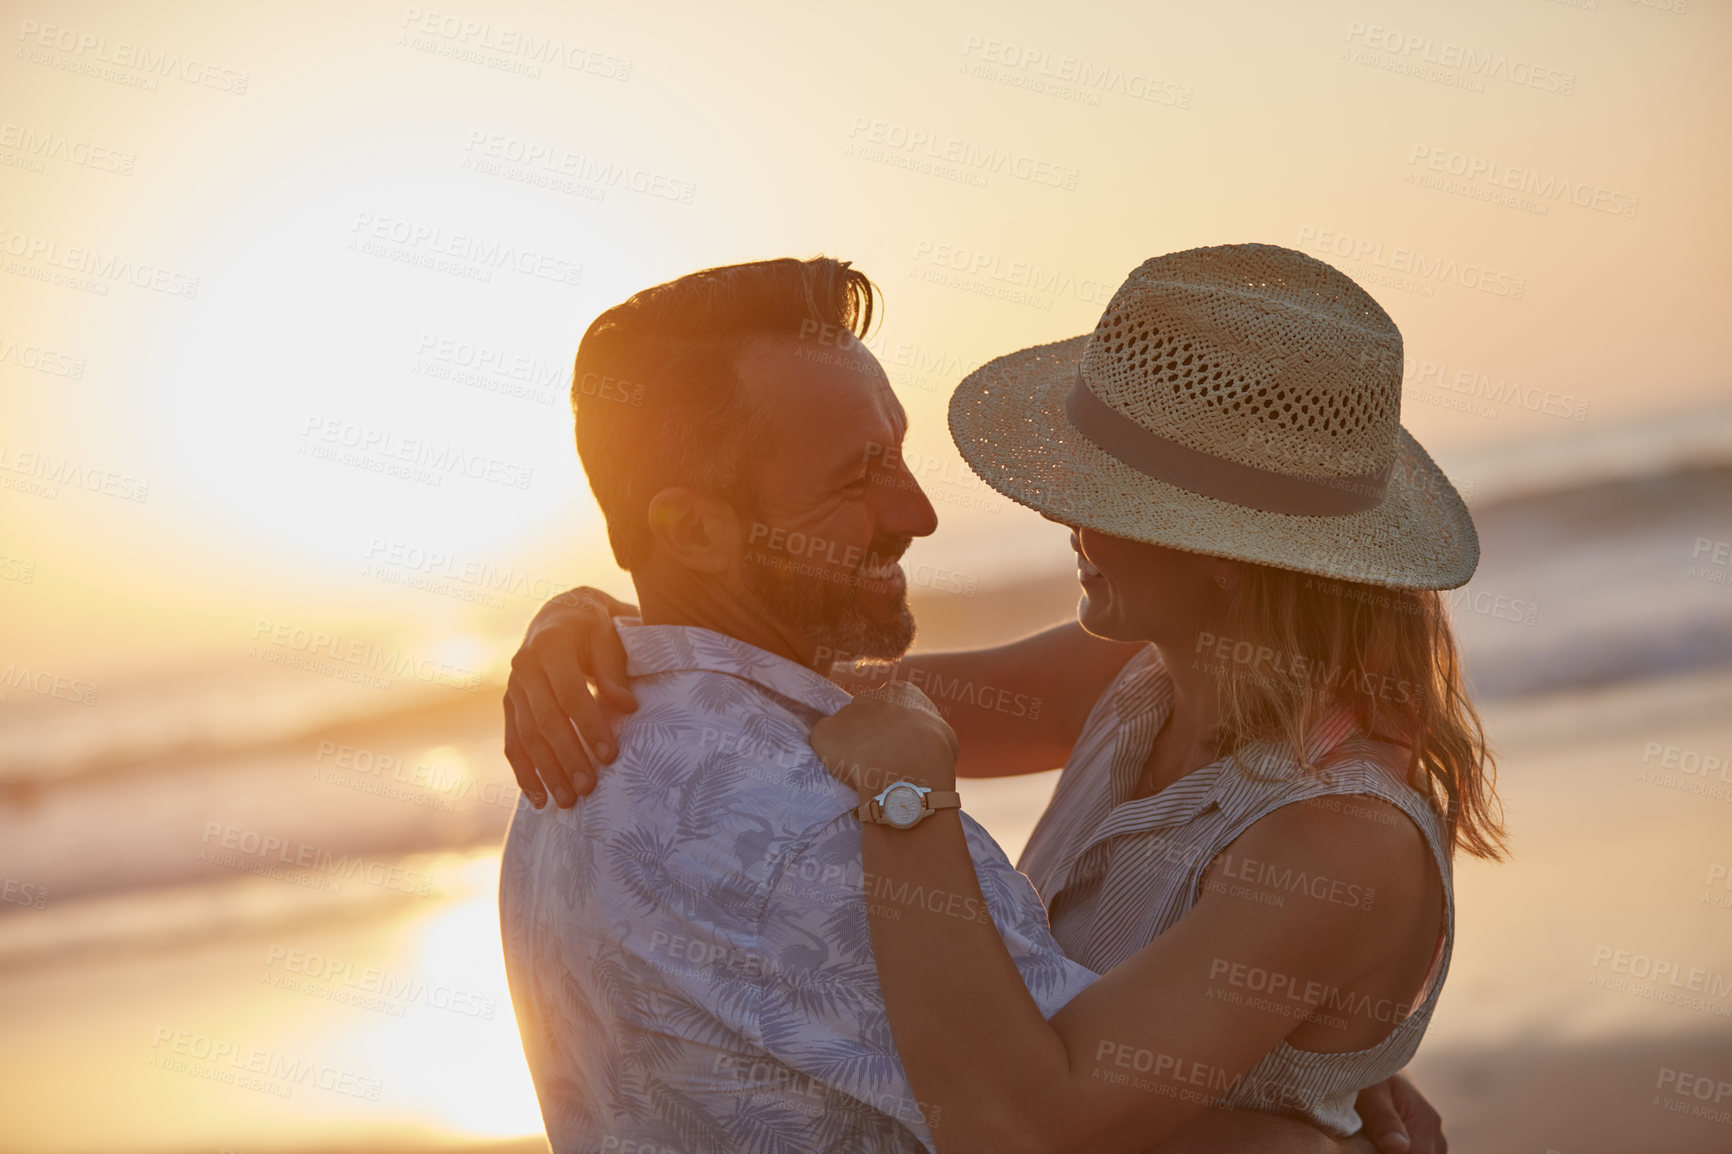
[645,487,740,574]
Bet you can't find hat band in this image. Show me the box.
[1064,369,1392,517]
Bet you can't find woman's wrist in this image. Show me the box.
[837,744,956,799]
[863,772,958,799]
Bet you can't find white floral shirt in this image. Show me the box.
[499,621,1096,1154]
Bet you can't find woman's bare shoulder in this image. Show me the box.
[1199,793,1440,968]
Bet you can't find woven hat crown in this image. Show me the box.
[1078,244,1403,482]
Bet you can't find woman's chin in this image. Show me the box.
[1076,590,1125,641]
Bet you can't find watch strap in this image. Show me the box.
[924,790,961,813]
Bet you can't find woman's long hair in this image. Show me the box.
[1213,563,1507,861]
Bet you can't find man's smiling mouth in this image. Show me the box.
[860,557,903,580]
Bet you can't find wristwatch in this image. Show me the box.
[853,781,961,830]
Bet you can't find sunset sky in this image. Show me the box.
[4,0,1727,682]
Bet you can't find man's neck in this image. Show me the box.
[634,574,822,671]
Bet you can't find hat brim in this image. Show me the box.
[948,334,1480,591]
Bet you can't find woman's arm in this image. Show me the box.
[503,586,1141,805]
[812,696,1436,1154]
[831,620,1144,778]
[1151,1107,1384,1154]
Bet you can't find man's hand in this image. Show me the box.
[503,587,638,808]
[1354,1073,1445,1154]
[810,683,958,799]
[1143,1073,1442,1154]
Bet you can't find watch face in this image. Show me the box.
[882,785,924,828]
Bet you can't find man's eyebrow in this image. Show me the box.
[825,442,873,480]
[826,426,903,481]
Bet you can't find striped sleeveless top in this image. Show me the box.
[1018,645,1455,1136]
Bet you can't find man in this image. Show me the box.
[499,256,1436,1152]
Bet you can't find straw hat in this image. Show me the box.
[948,243,1478,590]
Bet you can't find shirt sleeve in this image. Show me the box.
[749,811,1100,1151]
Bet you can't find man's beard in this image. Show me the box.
[740,536,915,665]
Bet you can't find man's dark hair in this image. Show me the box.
[572,256,878,570]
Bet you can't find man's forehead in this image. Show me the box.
[739,334,904,442]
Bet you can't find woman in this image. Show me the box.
[506,244,1497,1151]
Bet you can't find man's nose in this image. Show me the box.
[880,472,939,540]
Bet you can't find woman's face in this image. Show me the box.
[1070,526,1238,649]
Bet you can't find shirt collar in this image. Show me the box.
[1102,645,1364,823]
[616,619,854,718]
[1045,651,1368,896]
